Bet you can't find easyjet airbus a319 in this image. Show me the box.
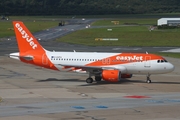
[9,21,174,83]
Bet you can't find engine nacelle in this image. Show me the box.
[121,74,133,78]
[102,70,120,82]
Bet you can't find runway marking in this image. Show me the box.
[112,48,141,51]
[96,106,108,109]
[165,99,180,103]
[72,106,85,109]
[0,97,2,103]
[124,95,151,99]
[146,100,164,103]
[161,48,180,53]
[146,99,180,103]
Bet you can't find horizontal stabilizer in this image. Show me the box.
[9,53,33,61]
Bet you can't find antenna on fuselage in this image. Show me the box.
[73,50,76,52]
[146,51,148,54]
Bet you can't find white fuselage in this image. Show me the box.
[44,51,174,75]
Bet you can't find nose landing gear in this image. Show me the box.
[146,74,151,83]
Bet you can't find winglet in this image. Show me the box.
[13,21,44,53]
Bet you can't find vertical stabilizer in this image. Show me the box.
[13,21,44,53]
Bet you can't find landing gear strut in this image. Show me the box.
[146,74,151,83]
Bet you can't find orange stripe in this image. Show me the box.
[85,53,164,66]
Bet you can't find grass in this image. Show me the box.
[0,15,62,38]
[0,20,58,38]
[57,26,180,47]
[92,18,157,26]
[57,16,180,47]
[155,52,180,58]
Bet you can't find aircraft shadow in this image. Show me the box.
[37,78,84,83]
[37,78,180,85]
[80,79,136,86]
[124,79,180,85]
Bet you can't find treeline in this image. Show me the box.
[1,0,180,15]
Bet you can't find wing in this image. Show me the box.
[57,64,117,73]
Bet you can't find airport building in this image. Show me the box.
[157,18,180,26]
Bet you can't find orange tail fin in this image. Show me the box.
[13,21,44,53]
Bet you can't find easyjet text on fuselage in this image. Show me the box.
[116,55,143,61]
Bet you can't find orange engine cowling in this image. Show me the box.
[102,70,120,82]
[121,74,132,78]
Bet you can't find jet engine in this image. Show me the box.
[121,74,132,78]
[102,70,132,82]
[102,70,120,82]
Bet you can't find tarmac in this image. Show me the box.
[0,56,180,120]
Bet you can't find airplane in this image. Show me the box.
[9,21,175,84]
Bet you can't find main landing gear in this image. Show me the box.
[86,73,102,83]
[86,73,94,83]
[146,74,151,83]
[86,77,102,83]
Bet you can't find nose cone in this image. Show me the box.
[167,63,175,72]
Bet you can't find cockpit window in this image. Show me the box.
[157,59,168,63]
[164,59,168,62]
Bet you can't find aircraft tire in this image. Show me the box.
[86,78,93,83]
[147,80,151,83]
[95,76,102,82]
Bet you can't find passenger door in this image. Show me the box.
[144,56,151,67]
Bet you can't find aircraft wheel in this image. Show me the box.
[147,80,151,83]
[95,76,102,82]
[86,78,93,83]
